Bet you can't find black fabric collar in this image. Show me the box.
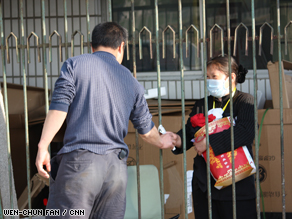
[213,89,239,103]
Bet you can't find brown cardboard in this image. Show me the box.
[10,124,42,198]
[125,114,197,219]
[1,82,49,115]
[267,61,292,109]
[18,173,49,211]
[147,99,195,107]
[0,83,49,199]
[257,109,292,212]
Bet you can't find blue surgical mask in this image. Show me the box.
[207,79,229,98]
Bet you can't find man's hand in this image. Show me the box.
[34,110,67,178]
[35,147,51,178]
[193,136,207,156]
[159,132,178,149]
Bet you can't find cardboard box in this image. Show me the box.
[125,113,197,219]
[18,173,49,211]
[1,83,49,198]
[267,61,292,109]
[1,82,49,115]
[257,109,292,212]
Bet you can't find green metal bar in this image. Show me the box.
[178,0,188,218]
[251,0,260,218]
[108,0,112,21]
[41,0,49,114]
[226,1,236,218]
[48,0,53,91]
[20,1,32,218]
[86,0,91,53]
[202,0,212,218]
[0,189,3,219]
[276,1,285,218]
[41,0,50,166]
[64,0,68,59]
[0,0,14,214]
[33,0,37,86]
[131,1,141,219]
[154,1,164,218]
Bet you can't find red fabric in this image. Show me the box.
[43,198,48,206]
[208,114,216,123]
[190,113,216,128]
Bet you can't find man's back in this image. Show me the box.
[50,51,153,155]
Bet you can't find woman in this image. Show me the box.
[172,55,257,219]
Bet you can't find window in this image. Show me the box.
[113,0,201,72]
[113,0,292,72]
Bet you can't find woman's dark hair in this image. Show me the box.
[207,55,248,84]
[91,22,128,50]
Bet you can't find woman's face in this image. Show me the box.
[207,65,228,81]
[207,64,236,90]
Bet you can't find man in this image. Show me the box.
[35,22,175,219]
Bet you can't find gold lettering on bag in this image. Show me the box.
[226,150,238,163]
[209,147,223,169]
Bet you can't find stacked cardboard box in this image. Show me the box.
[267,61,292,109]
[257,109,292,213]
[257,61,292,213]
[147,99,195,116]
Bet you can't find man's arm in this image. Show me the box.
[139,126,176,149]
[35,110,67,178]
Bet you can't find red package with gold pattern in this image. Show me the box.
[195,117,256,190]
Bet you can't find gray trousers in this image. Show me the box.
[46,149,128,219]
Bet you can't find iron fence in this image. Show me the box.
[0,0,291,218]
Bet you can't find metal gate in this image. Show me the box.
[0,0,291,218]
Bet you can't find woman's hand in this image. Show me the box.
[193,136,207,156]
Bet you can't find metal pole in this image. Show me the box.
[226,1,236,218]
[64,0,68,59]
[86,0,91,53]
[178,0,188,218]
[20,1,32,217]
[251,0,260,218]
[154,1,164,218]
[131,1,141,218]
[0,189,3,219]
[0,0,13,214]
[201,0,212,217]
[276,0,286,218]
[108,0,112,22]
[41,0,49,114]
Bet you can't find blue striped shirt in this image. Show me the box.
[50,51,154,155]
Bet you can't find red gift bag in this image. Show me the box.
[195,117,256,190]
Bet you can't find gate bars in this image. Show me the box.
[251,0,260,218]
[276,0,285,218]
[133,0,289,218]
[0,0,290,218]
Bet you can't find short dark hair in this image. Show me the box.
[91,22,128,50]
[207,55,248,84]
